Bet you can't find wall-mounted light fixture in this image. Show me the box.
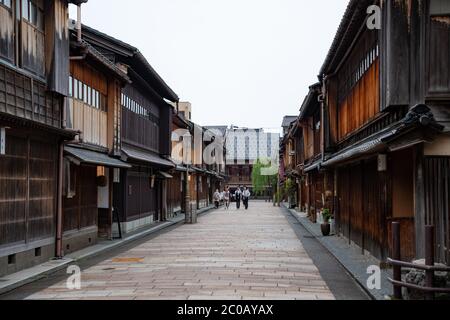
[378,154,387,172]
[150,175,156,188]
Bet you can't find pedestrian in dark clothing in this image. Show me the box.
[234,188,242,210]
[243,187,251,210]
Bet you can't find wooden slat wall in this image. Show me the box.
[68,99,107,147]
[337,161,384,259]
[307,172,323,222]
[63,165,97,232]
[125,168,157,222]
[0,133,28,245]
[121,84,160,153]
[302,119,314,161]
[0,129,57,247]
[336,27,380,141]
[338,59,380,141]
[70,61,108,96]
[428,17,450,96]
[423,157,450,265]
[336,156,416,261]
[167,172,183,216]
[69,61,109,147]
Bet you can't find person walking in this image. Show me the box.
[234,187,242,210]
[243,187,251,210]
[213,189,221,209]
[223,187,231,210]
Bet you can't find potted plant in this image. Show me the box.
[321,209,332,236]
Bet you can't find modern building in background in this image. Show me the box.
[225,127,279,192]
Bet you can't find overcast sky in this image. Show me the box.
[70,0,348,130]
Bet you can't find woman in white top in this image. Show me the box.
[213,189,221,209]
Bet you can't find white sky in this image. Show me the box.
[70,0,348,129]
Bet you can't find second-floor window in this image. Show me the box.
[267,134,272,158]
[69,76,106,112]
[0,0,45,77]
[22,0,44,30]
[0,0,11,8]
[245,137,250,160]
[121,93,159,125]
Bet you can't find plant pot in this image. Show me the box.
[321,223,331,237]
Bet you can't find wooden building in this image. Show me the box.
[61,22,131,254]
[170,118,226,216]
[168,109,191,217]
[279,116,301,208]
[0,0,88,277]
[286,0,450,264]
[78,25,179,234]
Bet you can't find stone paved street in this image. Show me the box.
[1,202,366,300]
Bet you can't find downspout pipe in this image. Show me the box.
[56,140,64,258]
[76,5,82,43]
[320,78,328,163]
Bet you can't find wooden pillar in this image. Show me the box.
[107,167,113,240]
[380,163,389,261]
[184,169,192,224]
[162,179,168,221]
[414,145,426,259]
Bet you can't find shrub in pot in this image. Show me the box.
[321,209,332,236]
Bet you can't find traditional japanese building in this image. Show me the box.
[78,25,178,235]
[286,0,450,265]
[279,116,300,207]
[168,110,190,218]
[0,0,88,277]
[61,20,131,254]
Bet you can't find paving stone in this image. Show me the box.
[2,202,334,300]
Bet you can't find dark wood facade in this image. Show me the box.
[61,25,132,254]
[283,0,450,264]
[78,24,179,233]
[0,1,186,276]
[0,0,85,277]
